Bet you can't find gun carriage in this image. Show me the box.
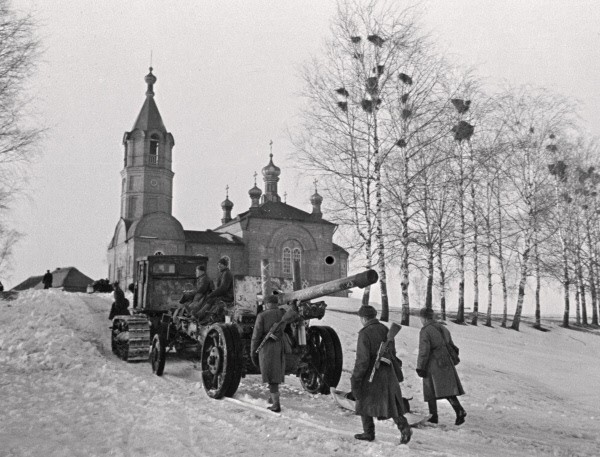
[111,255,378,399]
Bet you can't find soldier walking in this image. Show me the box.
[416,307,467,425]
[350,305,412,444]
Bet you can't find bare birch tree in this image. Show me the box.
[295,0,429,320]
[0,0,42,276]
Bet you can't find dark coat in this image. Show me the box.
[181,274,213,308]
[250,305,298,384]
[42,272,53,288]
[350,319,406,419]
[417,321,465,401]
[207,268,234,302]
[109,287,130,320]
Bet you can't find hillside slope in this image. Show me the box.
[0,290,598,456]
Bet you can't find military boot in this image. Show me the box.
[267,393,281,413]
[355,416,375,441]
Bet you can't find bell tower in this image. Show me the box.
[120,68,175,221]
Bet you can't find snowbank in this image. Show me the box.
[0,290,598,456]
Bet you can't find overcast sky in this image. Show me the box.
[5,0,600,312]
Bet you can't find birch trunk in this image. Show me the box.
[575,276,581,326]
[485,182,493,327]
[362,240,373,305]
[470,171,479,326]
[456,144,466,324]
[534,235,541,329]
[586,216,599,325]
[400,161,411,325]
[510,234,531,331]
[576,224,588,325]
[496,180,508,328]
[438,234,447,321]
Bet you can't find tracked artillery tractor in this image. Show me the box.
[111,255,378,399]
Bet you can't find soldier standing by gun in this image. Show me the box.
[250,295,299,413]
[350,305,412,444]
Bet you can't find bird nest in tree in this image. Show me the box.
[451,99,471,114]
[398,73,413,85]
[367,34,385,47]
[373,65,385,76]
[361,98,381,113]
[365,77,378,94]
[452,120,474,142]
[335,87,349,97]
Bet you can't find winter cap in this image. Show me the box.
[419,307,435,319]
[358,305,377,319]
[218,257,229,266]
[266,295,279,304]
[196,265,206,272]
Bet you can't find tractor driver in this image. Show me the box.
[195,257,234,324]
[180,265,213,317]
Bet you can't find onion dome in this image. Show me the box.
[310,189,323,206]
[249,171,262,199]
[221,186,234,224]
[145,67,157,96]
[249,185,262,199]
[262,153,281,179]
[310,179,323,218]
[221,197,233,210]
[248,171,262,208]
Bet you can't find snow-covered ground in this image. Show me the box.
[1,290,598,456]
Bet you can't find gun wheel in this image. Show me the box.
[201,323,243,399]
[150,332,166,376]
[300,325,343,394]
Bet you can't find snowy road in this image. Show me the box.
[1,290,599,456]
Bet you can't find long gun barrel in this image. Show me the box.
[276,270,378,305]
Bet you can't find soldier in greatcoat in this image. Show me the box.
[416,307,467,425]
[250,295,299,413]
[350,305,412,444]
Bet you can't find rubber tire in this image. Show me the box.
[300,325,343,395]
[201,323,243,399]
[323,326,343,389]
[150,332,166,376]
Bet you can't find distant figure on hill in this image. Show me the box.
[42,270,53,289]
[417,307,467,426]
[0,279,4,292]
[108,281,130,320]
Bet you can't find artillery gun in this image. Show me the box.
[111,255,378,399]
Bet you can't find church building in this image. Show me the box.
[107,69,349,288]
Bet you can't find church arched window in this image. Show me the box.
[282,247,292,275]
[293,248,301,267]
[149,134,159,164]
